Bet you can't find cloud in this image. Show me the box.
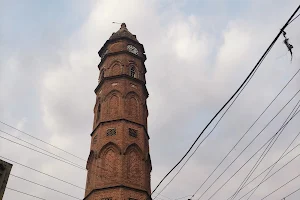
[1,0,300,200]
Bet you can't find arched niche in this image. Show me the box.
[124,143,144,186]
[109,61,123,76]
[104,90,122,118]
[125,92,140,119]
[98,142,121,183]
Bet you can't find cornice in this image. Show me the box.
[91,118,150,139]
[94,74,149,98]
[98,37,145,57]
[98,50,147,73]
[83,185,151,200]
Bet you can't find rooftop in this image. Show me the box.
[109,23,139,42]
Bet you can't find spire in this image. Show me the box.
[121,23,126,29]
[109,22,138,42]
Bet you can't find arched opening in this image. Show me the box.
[111,64,121,76]
[130,66,136,78]
[86,151,95,192]
[98,143,121,183]
[97,103,101,121]
[109,95,119,117]
[128,97,138,117]
[125,146,143,186]
[98,70,104,83]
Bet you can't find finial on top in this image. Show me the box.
[121,23,126,29]
[112,22,127,29]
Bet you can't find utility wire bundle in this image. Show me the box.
[152,4,300,200]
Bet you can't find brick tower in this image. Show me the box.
[84,23,152,200]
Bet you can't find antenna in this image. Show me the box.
[112,22,122,24]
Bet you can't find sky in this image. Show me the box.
[0,0,300,200]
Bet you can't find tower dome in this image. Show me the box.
[109,23,138,42]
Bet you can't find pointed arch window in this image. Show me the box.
[99,70,104,83]
[130,66,136,78]
[97,103,101,121]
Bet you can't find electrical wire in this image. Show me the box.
[0,132,111,184]
[0,155,85,190]
[204,109,300,200]
[288,12,300,25]
[231,132,278,200]
[225,140,300,200]
[0,120,85,161]
[234,144,300,200]
[174,195,193,200]
[0,129,83,168]
[153,67,257,199]
[260,172,300,200]
[155,193,172,200]
[155,17,274,199]
[194,88,300,200]
[280,186,300,199]
[0,125,118,175]
[151,5,300,195]
[0,134,86,170]
[6,187,46,200]
[191,67,300,200]
[230,101,300,200]
[245,105,300,200]
[0,126,117,172]
[10,174,82,199]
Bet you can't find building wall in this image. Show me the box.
[0,160,12,200]
[85,27,151,200]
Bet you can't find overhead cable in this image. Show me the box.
[152,5,300,195]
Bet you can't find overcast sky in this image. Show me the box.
[1,0,300,200]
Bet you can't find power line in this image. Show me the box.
[10,174,82,199]
[154,27,268,199]
[151,4,300,195]
[234,142,300,200]
[0,127,116,177]
[234,145,300,200]
[152,46,258,196]
[191,67,300,199]
[0,132,112,185]
[280,186,300,199]
[0,124,117,174]
[288,12,300,25]
[226,140,300,200]
[174,195,193,200]
[154,193,172,200]
[245,105,300,200]
[0,134,86,170]
[230,100,300,200]
[204,135,276,200]
[0,129,83,168]
[194,88,300,200]
[231,132,278,200]
[260,172,300,200]
[6,187,46,200]
[239,167,300,200]
[153,68,257,199]
[0,120,85,161]
[204,109,300,200]
[0,155,85,190]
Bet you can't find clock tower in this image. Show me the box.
[84,23,152,200]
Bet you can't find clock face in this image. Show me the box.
[127,45,139,55]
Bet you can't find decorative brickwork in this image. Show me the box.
[85,23,151,200]
[111,63,122,76]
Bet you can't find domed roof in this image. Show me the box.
[109,23,139,42]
